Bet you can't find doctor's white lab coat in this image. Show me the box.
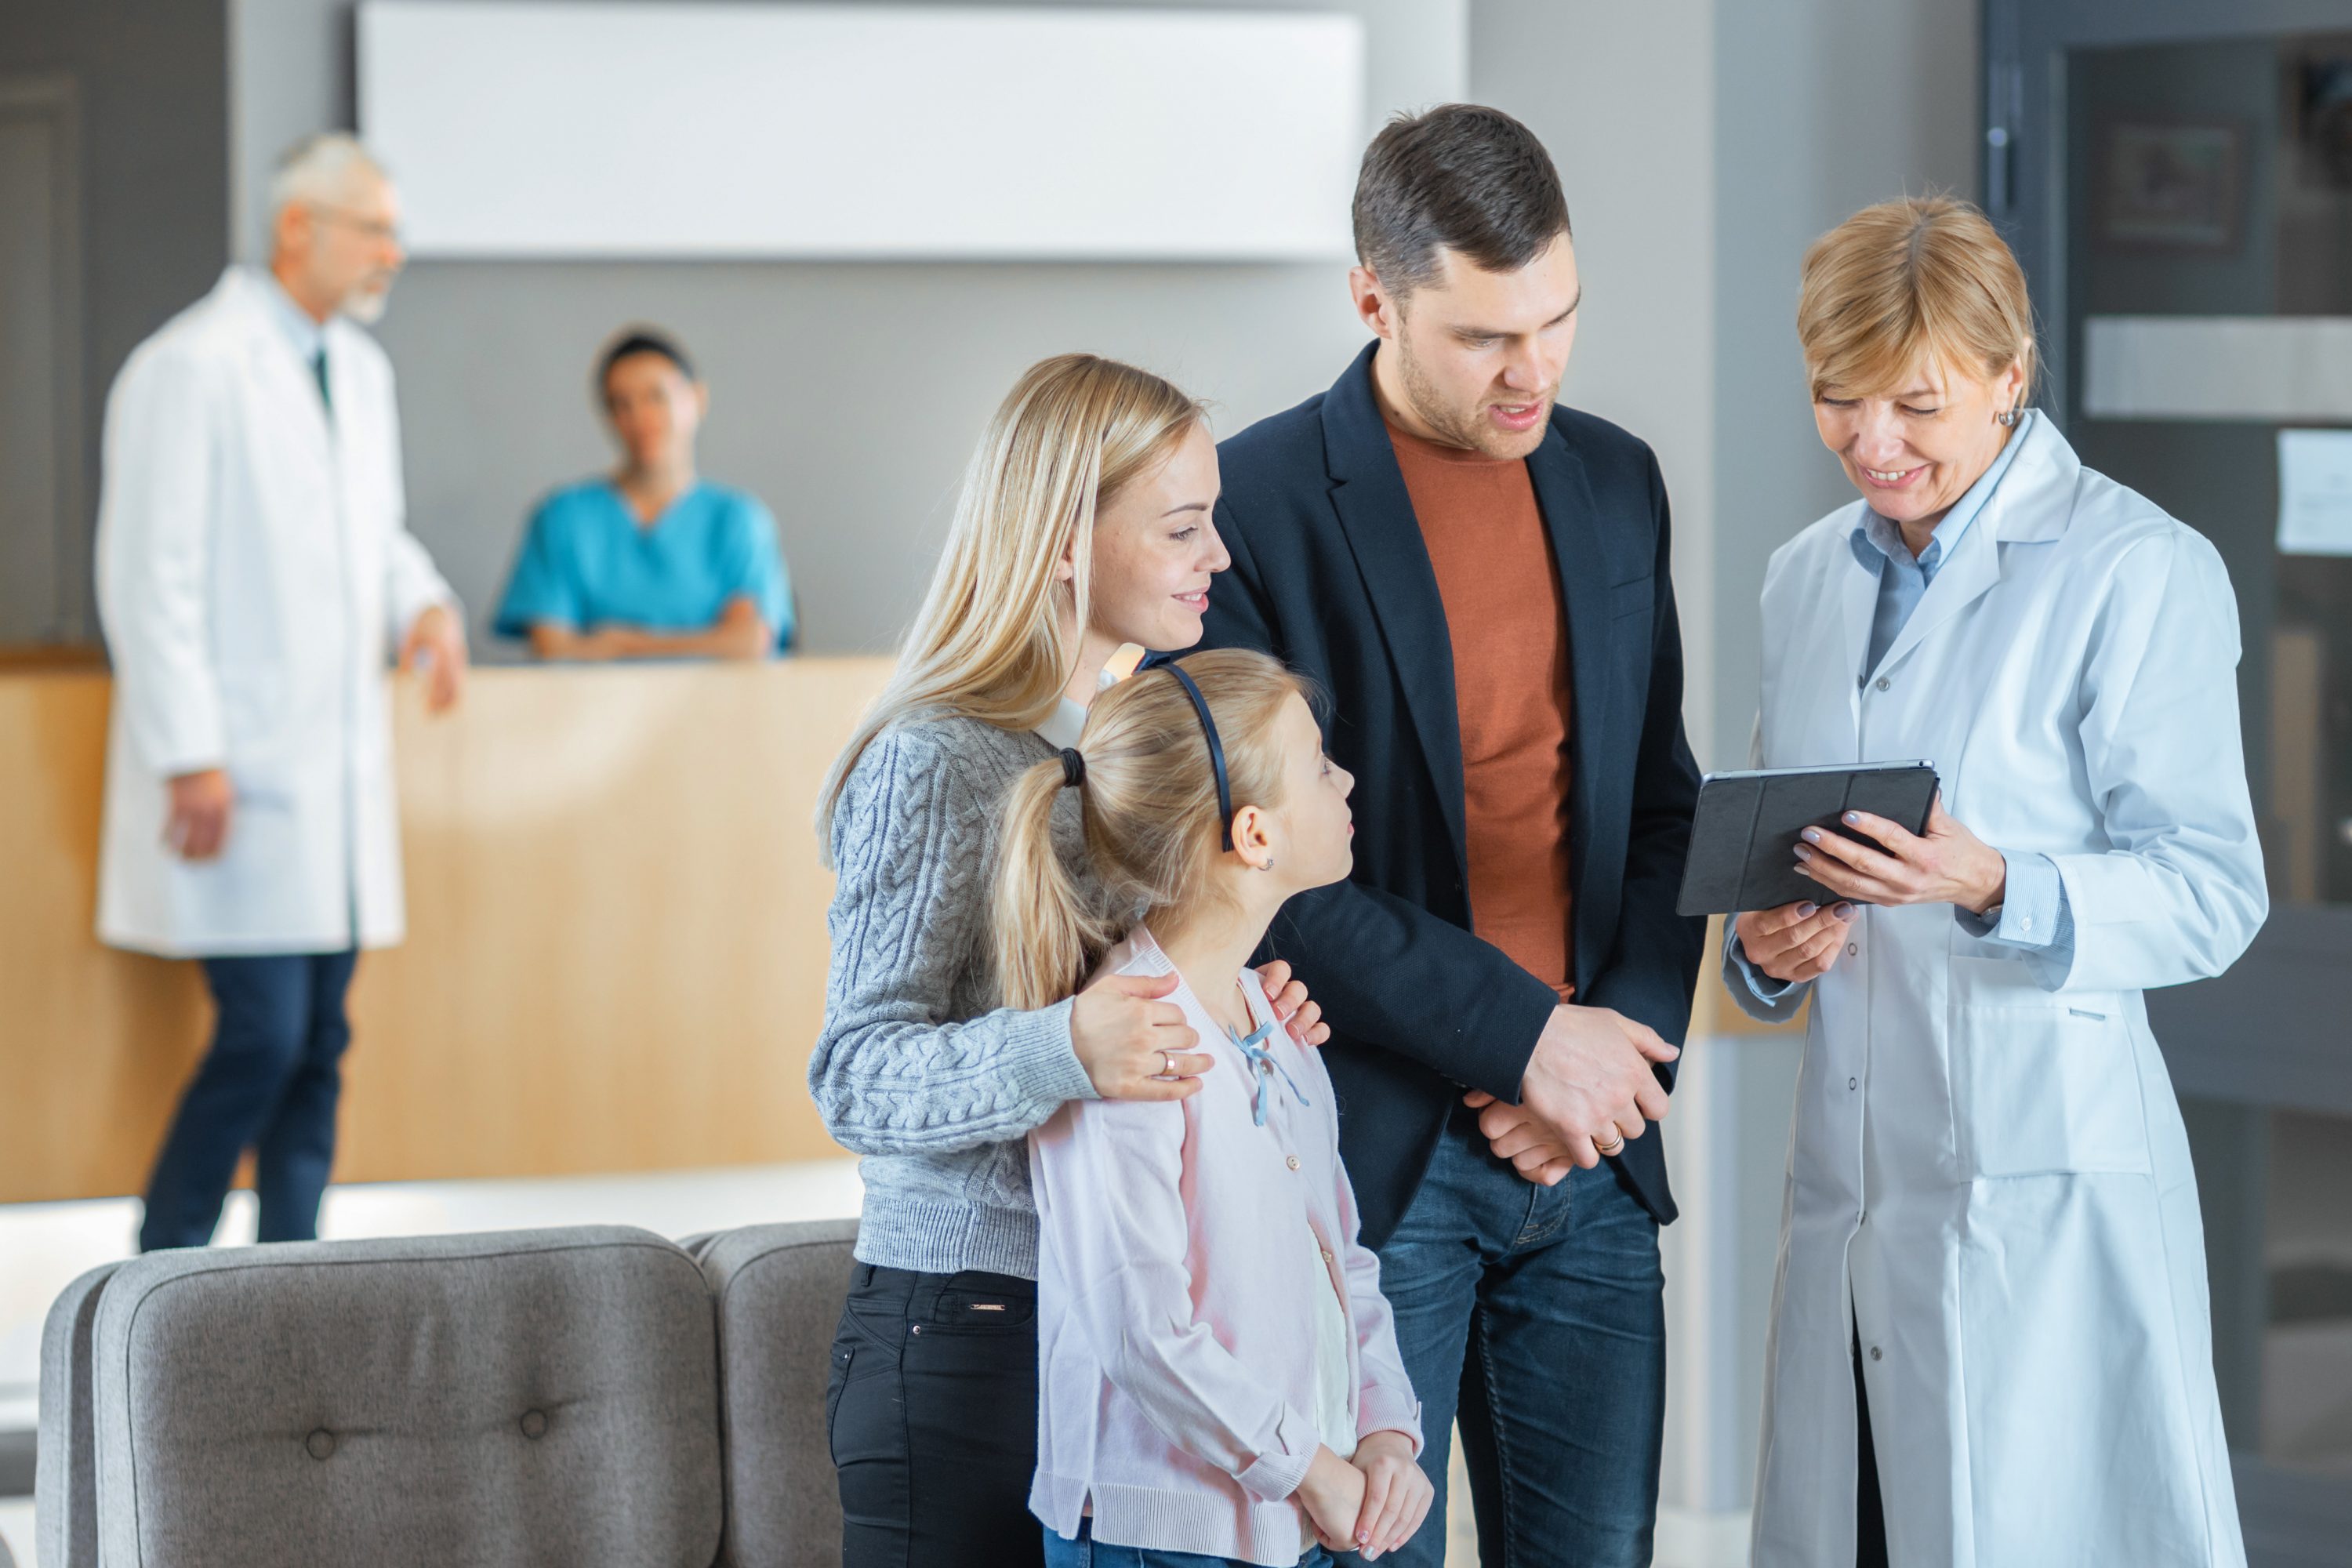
[94,266,454,957]
[1733,414,2266,1567]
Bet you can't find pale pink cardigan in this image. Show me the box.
[1027,929,1424,1566]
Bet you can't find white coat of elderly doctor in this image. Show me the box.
[1726,197,2266,1568]
[96,133,466,1252]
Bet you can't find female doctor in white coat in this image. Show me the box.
[1726,197,2267,1568]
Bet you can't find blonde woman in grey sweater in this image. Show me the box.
[809,354,1330,1568]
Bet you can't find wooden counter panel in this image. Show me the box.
[0,660,891,1203]
[0,658,1788,1205]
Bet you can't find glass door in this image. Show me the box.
[1987,4,2352,1563]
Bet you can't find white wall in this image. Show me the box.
[227,0,1468,658]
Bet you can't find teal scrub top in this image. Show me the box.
[493,479,795,650]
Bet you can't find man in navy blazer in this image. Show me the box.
[1198,106,1704,1566]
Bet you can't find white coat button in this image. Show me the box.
[1287,1156,1301,1171]
[1846,942,1858,956]
[1869,1345,1883,1362]
[1848,1076,1858,1091]
[1875,676,1891,691]
[2021,916,2034,932]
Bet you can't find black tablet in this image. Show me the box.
[1674,761,1940,916]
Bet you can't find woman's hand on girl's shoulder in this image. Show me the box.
[1070,969,1214,1101]
[1348,1431,1434,1560]
[1254,959,1330,1047]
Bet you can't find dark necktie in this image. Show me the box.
[311,347,332,418]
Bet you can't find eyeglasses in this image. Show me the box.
[306,203,403,245]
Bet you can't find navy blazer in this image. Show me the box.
[1197,342,1706,1246]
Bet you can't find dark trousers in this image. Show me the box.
[138,949,359,1252]
[1856,1328,1888,1568]
[827,1261,1043,1568]
[1358,1104,1668,1568]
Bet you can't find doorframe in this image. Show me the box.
[1981,9,2352,1563]
[0,73,85,645]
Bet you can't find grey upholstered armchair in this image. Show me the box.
[37,1219,857,1568]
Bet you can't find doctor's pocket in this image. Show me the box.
[1948,957,2151,1178]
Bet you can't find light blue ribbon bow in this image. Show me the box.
[1230,1018,1312,1128]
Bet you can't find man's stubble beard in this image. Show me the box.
[1395,331,1555,461]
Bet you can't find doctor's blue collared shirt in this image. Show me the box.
[1732,413,2072,1007]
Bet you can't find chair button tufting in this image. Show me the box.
[304,1428,336,1461]
[520,1410,550,1439]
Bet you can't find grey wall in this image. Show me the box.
[1,1,229,645]
[228,0,1468,659]
[1711,0,1982,774]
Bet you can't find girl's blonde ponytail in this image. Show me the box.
[992,650,1309,1008]
[995,757,1109,1011]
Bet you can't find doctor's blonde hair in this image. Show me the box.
[993,650,1305,1011]
[1797,196,2038,416]
[816,354,1207,851]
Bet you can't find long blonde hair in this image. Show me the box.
[817,354,1207,851]
[1796,194,2038,415]
[993,649,1305,1010]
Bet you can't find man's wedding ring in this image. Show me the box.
[1595,1132,1626,1157]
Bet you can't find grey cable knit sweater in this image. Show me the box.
[809,712,1102,1279]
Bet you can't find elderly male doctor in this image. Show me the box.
[96,133,466,1252]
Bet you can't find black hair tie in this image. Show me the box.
[1058,748,1087,789]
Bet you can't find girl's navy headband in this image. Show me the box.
[1159,661,1235,853]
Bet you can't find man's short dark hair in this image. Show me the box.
[1352,103,1571,295]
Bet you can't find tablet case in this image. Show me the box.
[1674,761,1940,916]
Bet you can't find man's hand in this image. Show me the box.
[1473,1003,1678,1178]
[398,602,469,713]
[1733,899,1856,984]
[165,768,234,861]
[1254,958,1330,1047]
[1793,793,2005,914]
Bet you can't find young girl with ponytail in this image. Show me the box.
[1000,648,1435,1567]
[810,355,1328,1568]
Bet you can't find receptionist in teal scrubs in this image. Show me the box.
[495,328,795,659]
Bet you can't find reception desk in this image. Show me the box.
[0,658,891,1204]
[0,655,1786,1207]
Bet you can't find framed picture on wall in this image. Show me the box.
[2097,119,2245,249]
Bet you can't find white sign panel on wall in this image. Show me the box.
[2278,429,2352,557]
[358,1,1365,260]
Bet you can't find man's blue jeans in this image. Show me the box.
[1349,1102,1667,1567]
[1044,1519,1333,1568]
[138,950,360,1251]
